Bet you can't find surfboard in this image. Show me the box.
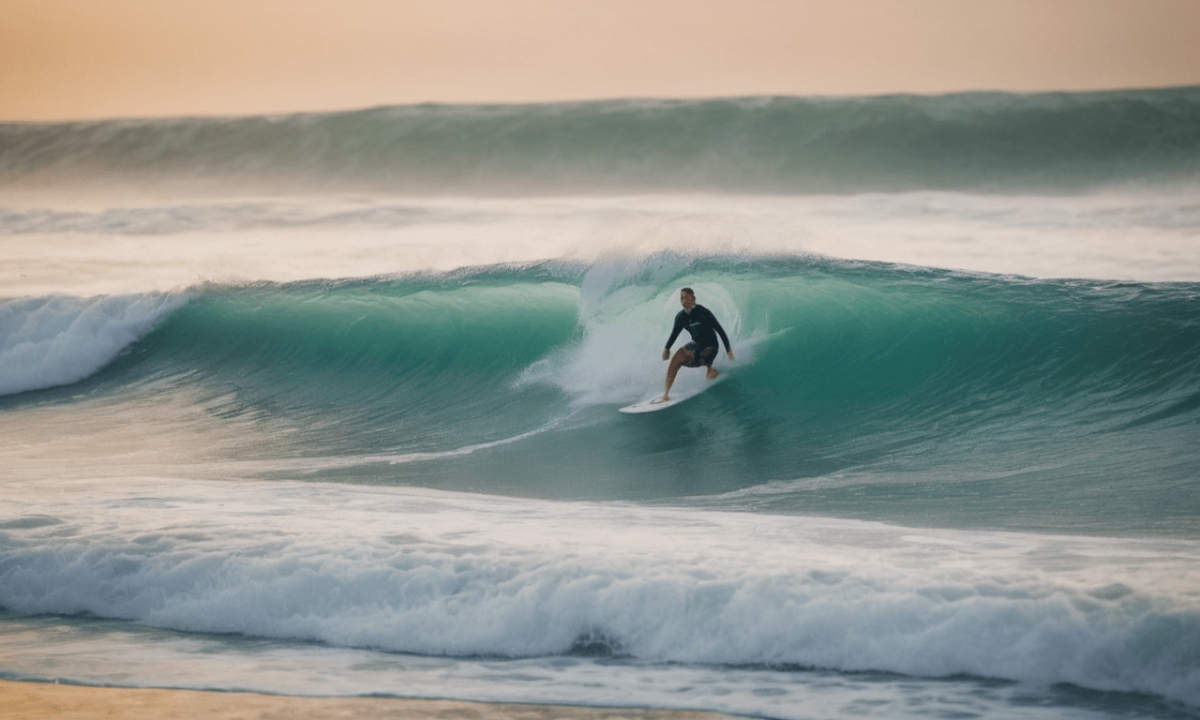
[619,394,679,413]
[619,385,708,413]
[620,367,729,413]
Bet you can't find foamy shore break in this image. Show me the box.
[0,680,736,720]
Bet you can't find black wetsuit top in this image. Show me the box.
[665,304,731,353]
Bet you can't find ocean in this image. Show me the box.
[2,87,1199,719]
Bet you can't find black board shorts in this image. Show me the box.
[682,343,719,368]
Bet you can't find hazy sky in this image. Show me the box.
[4,0,1200,121]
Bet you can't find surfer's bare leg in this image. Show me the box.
[706,350,734,379]
[700,346,720,380]
[660,347,694,402]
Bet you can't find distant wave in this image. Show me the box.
[3,88,1199,195]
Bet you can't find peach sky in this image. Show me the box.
[3,0,1200,122]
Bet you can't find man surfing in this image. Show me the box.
[657,287,734,403]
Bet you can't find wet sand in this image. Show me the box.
[0,679,738,720]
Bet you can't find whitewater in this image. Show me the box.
[2,88,1199,720]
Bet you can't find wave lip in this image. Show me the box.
[0,293,185,396]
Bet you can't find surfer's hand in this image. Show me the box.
[662,348,670,361]
[727,351,735,361]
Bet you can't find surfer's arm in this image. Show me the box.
[710,311,733,355]
[664,315,685,351]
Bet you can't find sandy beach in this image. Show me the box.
[0,680,738,720]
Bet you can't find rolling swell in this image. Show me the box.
[7,257,1198,534]
[3,87,1199,195]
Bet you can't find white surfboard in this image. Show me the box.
[619,393,683,413]
[619,378,719,414]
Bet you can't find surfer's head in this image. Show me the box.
[679,287,696,311]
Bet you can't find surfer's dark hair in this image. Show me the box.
[681,287,695,297]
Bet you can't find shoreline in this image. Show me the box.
[0,679,738,720]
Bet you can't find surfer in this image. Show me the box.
[658,287,734,403]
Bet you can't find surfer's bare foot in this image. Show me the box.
[653,395,669,404]
[706,368,719,380]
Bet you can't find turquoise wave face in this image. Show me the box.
[112,272,583,455]
[18,257,1199,534]
[4,87,1199,195]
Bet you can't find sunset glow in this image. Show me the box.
[3,0,1199,121]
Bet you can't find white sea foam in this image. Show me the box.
[0,617,1162,720]
[518,271,757,406]
[2,478,1197,707]
[5,191,1200,298]
[0,293,185,396]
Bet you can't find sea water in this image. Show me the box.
[2,89,1199,719]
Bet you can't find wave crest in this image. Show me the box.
[0,293,185,396]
